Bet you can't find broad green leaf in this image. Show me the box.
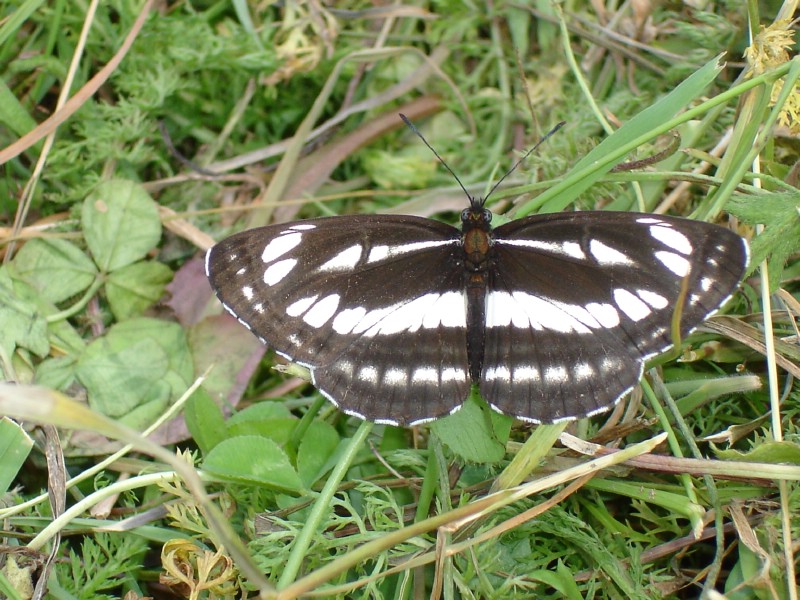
[185,388,228,454]
[106,261,173,320]
[76,336,170,421]
[112,318,195,383]
[431,392,512,463]
[1,267,85,359]
[297,420,340,487]
[227,418,297,446]
[75,318,194,428]
[227,402,297,445]
[203,435,304,493]
[714,440,800,465]
[227,402,294,424]
[0,417,33,495]
[11,238,97,303]
[528,561,584,600]
[82,179,162,272]
[35,355,78,391]
[0,269,49,359]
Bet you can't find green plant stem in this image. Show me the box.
[45,276,104,323]
[277,419,373,590]
[288,395,327,456]
[640,378,703,536]
[557,5,612,136]
[754,107,799,600]
[493,422,567,492]
[0,383,273,594]
[530,59,790,215]
[276,433,667,599]
[27,471,180,551]
[702,57,800,220]
[0,369,208,520]
[415,441,439,523]
[648,371,725,589]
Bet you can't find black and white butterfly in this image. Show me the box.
[206,188,748,426]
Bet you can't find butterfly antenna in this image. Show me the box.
[401,114,566,207]
[399,114,475,203]
[484,120,566,201]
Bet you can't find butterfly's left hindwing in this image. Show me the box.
[481,212,748,422]
[206,215,470,425]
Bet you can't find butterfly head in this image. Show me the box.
[461,197,492,232]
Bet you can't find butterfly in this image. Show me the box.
[206,192,748,426]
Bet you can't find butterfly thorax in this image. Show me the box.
[460,204,494,273]
[460,203,494,383]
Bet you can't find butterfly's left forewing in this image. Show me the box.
[481,212,748,423]
[206,215,471,425]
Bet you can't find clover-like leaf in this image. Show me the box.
[82,179,162,272]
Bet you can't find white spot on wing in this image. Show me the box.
[656,251,690,276]
[303,294,340,327]
[498,239,586,260]
[236,267,246,276]
[350,306,394,335]
[334,360,354,376]
[590,240,633,265]
[318,245,362,272]
[412,367,439,384]
[574,363,594,380]
[383,368,407,386]
[262,233,303,263]
[586,302,620,328]
[264,258,297,285]
[649,225,693,254]
[484,365,510,382]
[513,365,540,382]
[348,292,466,337]
[332,306,368,334]
[366,295,433,335]
[637,289,668,309]
[486,291,593,333]
[441,367,466,383]
[365,239,457,263]
[242,286,254,300]
[368,245,390,263]
[357,365,378,384]
[422,291,466,329]
[289,224,316,231]
[613,288,651,321]
[286,295,318,317]
[544,366,568,384]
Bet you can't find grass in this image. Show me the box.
[1,1,799,599]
